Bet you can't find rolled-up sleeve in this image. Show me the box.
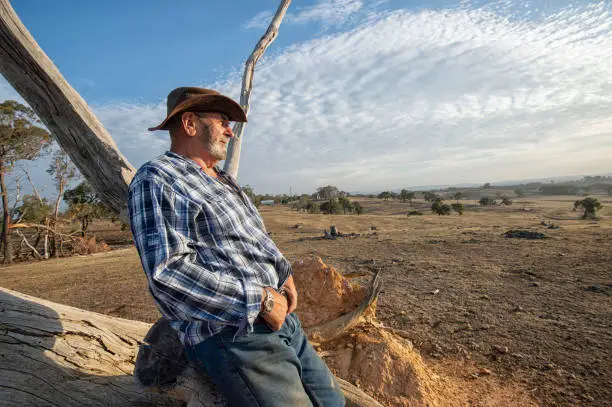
[128,175,263,332]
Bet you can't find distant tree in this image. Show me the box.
[0,100,52,263]
[573,197,603,220]
[608,186,612,196]
[14,194,52,223]
[451,203,464,215]
[338,196,353,214]
[452,192,463,202]
[479,197,496,206]
[46,149,78,256]
[500,196,512,206]
[377,191,393,201]
[293,196,309,212]
[315,185,340,200]
[482,183,491,189]
[431,200,451,215]
[320,198,343,215]
[306,201,320,214]
[423,191,440,203]
[407,210,423,216]
[353,202,363,215]
[514,189,525,198]
[399,189,415,205]
[63,181,111,236]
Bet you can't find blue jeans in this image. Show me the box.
[184,313,345,407]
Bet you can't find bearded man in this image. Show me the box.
[128,87,345,406]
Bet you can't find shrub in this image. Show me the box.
[407,210,423,216]
[573,197,603,219]
[431,201,451,215]
[320,199,343,214]
[479,197,496,206]
[451,203,464,215]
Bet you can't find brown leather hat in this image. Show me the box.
[148,87,247,131]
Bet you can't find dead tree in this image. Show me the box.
[0,0,386,405]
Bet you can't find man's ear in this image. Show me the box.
[181,112,198,137]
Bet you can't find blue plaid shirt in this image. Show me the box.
[128,151,292,346]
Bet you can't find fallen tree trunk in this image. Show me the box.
[0,287,383,407]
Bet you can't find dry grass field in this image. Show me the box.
[2,196,611,406]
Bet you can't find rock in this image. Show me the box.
[431,289,440,295]
[493,345,509,354]
[529,282,540,287]
[478,368,492,376]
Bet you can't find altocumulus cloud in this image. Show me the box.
[3,1,612,195]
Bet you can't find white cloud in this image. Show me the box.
[289,0,364,26]
[2,1,611,196]
[244,0,379,30]
[243,10,275,30]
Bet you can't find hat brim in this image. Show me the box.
[148,94,247,131]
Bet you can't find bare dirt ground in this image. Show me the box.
[2,196,611,406]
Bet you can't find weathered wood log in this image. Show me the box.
[224,0,292,179]
[305,269,383,343]
[1,287,383,406]
[0,0,135,215]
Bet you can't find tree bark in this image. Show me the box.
[0,0,135,215]
[224,0,292,179]
[0,287,383,407]
[0,163,12,263]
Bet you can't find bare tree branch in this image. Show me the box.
[14,229,42,259]
[20,165,43,202]
[10,222,80,241]
[224,0,292,179]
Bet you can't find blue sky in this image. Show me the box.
[1,0,611,200]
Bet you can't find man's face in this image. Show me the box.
[194,112,234,160]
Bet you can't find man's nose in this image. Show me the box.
[225,125,235,138]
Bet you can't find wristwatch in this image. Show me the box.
[260,288,275,315]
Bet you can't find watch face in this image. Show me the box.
[264,291,274,312]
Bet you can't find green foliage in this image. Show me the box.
[482,183,491,189]
[14,195,52,223]
[337,196,353,214]
[479,197,497,206]
[293,196,310,212]
[452,192,463,201]
[399,189,415,203]
[573,197,603,220]
[451,203,464,215]
[320,198,343,214]
[407,210,423,216]
[0,100,52,263]
[353,202,363,215]
[377,191,393,200]
[423,191,440,202]
[315,185,340,199]
[500,196,512,205]
[306,201,320,214]
[514,189,525,198]
[431,200,451,215]
[46,149,78,191]
[63,181,110,235]
[0,100,52,170]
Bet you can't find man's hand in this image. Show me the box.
[281,275,298,315]
[260,288,288,331]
